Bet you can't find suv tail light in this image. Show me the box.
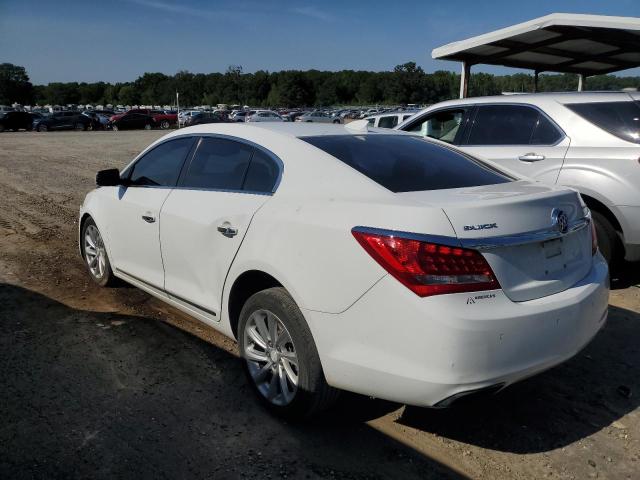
[352,229,500,297]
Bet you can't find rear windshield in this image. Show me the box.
[301,135,512,193]
[566,101,640,144]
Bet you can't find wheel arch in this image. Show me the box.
[580,193,623,236]
[226,269,285,340]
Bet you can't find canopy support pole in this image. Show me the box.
[459,62,471,99]
[578,74,586,91]
[533,70,539,93]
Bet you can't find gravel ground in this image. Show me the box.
[0,130,639,480]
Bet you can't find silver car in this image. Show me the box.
[296,111,339,123]
[396,92,640,264]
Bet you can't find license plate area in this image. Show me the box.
[541,238,565,274]
[542,238,563,259]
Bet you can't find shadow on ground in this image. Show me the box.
[398,304,639,454]
[0,283,465,480]
[611,260,640,290]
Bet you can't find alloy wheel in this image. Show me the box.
[84,224,107,279]
[243,309,299,406]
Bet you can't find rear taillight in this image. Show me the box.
[591,219,598,256]
[352,229,500,297]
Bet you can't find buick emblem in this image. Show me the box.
[551,208,569,234]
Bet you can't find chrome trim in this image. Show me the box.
[120,132,284,196]
[351,226,461,248]
[461,217,590,251]
[115,267,217,317]
[352,217,590,251]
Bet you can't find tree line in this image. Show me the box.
[2,62,639,108]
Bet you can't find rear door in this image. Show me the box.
[461,104,570,184]
[160,136,281,319]
[105,136,195,287]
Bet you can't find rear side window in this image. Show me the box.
[301,135,512,193]
[467,105,561,145]
[182,137,253,190]
[129,137,194,187]
[378,116,399,129]
[243,149,280,192]
[566,101,640,144]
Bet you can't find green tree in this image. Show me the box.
[0,63,34,104]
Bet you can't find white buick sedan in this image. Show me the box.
[79,122,609,418]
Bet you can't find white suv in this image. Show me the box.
[396,92,640,264]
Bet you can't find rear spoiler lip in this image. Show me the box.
[352,214,591,252]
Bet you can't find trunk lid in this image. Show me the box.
[399,180,592,302]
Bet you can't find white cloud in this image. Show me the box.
[291,5,334,22]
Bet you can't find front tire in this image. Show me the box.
[38,124,48,132]
[238,287,339,419]
[112,124,119,131]
[144,124,152,130]
[592,210,622,265]
[160,120,170,129]
[81,218,116,287]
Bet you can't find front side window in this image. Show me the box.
[128,137,193,187]
[566,101,640,144]
[467,105,561,145]
[181,137,253,190]
[406,109,465,144]
[301,135,512,193]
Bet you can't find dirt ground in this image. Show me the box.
[0,130,638,480]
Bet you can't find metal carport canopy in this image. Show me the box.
[431,13,640,97]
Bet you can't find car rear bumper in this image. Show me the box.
[303,253,609,407]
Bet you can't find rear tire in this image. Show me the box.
[592,210,622,265]
[112,125,119,131]
[160,120,170,129]
[238,287,340,420]
[38,124,48,132]
[144,124,152,130]
[74,122,85,131]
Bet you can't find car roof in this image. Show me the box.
[429,91,636,108]
[164,121,415,140]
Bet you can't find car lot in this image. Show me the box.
[1,131,639,479]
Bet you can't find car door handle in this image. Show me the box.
[518,153,545,162]
[217,224,238,237]
[141,215,156,223]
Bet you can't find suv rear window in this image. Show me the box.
[565,101,640,144]
[301,135,512,193]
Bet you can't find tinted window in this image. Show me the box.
[243,149,280,192]
[129,137,193,187]
[301,135,512,193]
[531,114,562,144]
[406,109,465,144]
[467,105,540,145]
[566,101,640,144]
[181,137,253,190]
[378,116,399,129]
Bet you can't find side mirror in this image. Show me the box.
[96,168,122,187]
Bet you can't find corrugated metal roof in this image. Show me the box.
[432,13,640,75]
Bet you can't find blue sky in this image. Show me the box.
[1,0,639,84]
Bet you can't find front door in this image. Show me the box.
[105,136,195,288]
